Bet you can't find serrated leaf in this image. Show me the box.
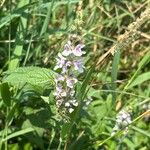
[2,67,55,89]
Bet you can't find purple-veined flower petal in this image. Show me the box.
[62,41,72,56]
[54,53,66,70]
[54,84,67,98]
[72,44,85,56]
[66,77,78,88]
[55,75,65,83]
[73,59,85,73]
[61,65,68,74]
[62,50,72,56]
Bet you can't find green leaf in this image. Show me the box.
[75,66,95,122]
[61,122,71,140]
[123,138,135,149]
[40,0,54,36]
[111,49,120,102]
[0,82,11,106]
[131,126,150,138]
[79,66,95,100]
[7,103,18,126]
[128,72,150,88]
[37,0,80,11]
[2,67,55,89]
[40,96,50,104]
[138,50,150,68]
[0,2,36,29]
[2,127,35,142]
[103,0,111,11]
[125,50,150,90]
[8,0,30,70]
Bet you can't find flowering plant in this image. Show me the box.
[53,40,86,115]
[111,109,132,136]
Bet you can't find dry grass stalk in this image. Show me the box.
[96,5,150,67]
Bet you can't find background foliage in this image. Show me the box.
[0,0,150,150]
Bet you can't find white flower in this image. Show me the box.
[54,53,66,70]
[66,61,72,67]
[73,59,85,73]
[56,99,64,107]
[126,117,132,124]
[70,90,75,96]
[68,108,74,113]
[61,90,67,97]
[62,41,72,56]
[71,99,78,107]
[53,85,66,98]
[66,77,78,88]
[55,75,65,83]
[53,85,63,96]
[61,61,72,74]
[62,65,68,74]
[65,102,70,107]
[72,44,85,56]
[54,40,86,117]
[117,110,131,121]
[111,109,132,136]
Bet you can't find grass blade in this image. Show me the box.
[128,72,150,88]
[124,49,150,90]
[1,128,35,142]
[8,0,29,70]
[111,48,120,102]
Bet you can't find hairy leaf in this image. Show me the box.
[2,67,55,89]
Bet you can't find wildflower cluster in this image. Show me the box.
[53,40,85,114]
[111,109,132,136]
